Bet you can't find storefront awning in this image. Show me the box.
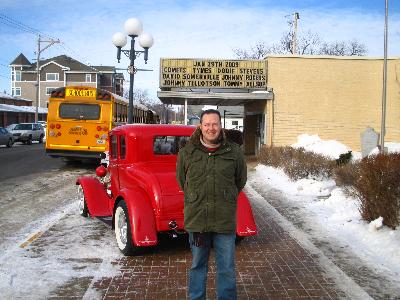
[157,90,273,106]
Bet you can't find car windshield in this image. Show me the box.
[14,124,33,130]
[59,103,100,120]
[153,136,190,155]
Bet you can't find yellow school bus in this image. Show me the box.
[46,86,157,160]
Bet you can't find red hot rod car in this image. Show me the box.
[77,124,257,255]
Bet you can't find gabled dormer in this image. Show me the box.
[10,53,31,68]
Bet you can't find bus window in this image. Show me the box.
[59,103,100,120]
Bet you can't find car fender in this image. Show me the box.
[236,191,258,237]
[117,187,158,247]
[76,176,112,216]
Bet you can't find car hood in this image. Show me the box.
[142,162,182,195]
[12,130,30,134]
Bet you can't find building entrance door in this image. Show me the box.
[244,113,265,155]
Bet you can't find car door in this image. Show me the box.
[108,134,121,200]
[0,128,6,144]
[33,124,40,139]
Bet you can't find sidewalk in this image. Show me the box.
[49,160,370,299]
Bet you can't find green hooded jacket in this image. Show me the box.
[176,127,247,233]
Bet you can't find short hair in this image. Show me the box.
[200,109,221,123]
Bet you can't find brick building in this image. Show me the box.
[245,55,400,153]
[158,56,400,154]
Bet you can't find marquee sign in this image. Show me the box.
[160,58,267,89]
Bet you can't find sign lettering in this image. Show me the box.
[160,59,267,89]
[66,88,95,98]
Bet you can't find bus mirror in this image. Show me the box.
[100,152,106,159]
[96,165,107,178]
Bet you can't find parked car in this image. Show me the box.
[37,121,47,129]
[11,123,45,144]
[77,124,257,256]
[6,124,18,132]
[0,127,14,147]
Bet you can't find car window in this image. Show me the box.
[153,136,189,155]
[15,124,33,130]
[120,135,126,159]
[110,135,118,159]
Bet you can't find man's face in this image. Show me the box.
[200,113,222,145]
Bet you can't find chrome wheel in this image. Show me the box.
[114,201,139,255]
[115,206,128,248]
[77,185,88,217]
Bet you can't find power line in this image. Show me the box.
[0,13,108,77]
[0,12,56,39]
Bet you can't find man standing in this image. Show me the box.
[176,109,247,300]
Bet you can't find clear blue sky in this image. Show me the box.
[0,0,398,97]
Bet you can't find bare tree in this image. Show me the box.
[318,39,367,56]
[123,87,163,106]
[347,39,368,56]
[233,20,367,58]
[233,41,270,59]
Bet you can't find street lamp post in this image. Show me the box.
[112,18,154,124]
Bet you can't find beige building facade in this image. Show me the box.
[249,55,400,153]
[158,56,400,155]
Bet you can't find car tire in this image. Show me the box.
[6,138,13,148]
[114,200,140,256]
[77,185,89,217]
[27,136,32,145]
[39,134,44,143]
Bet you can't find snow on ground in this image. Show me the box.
[251,134,400,278]
[0,201,121,299]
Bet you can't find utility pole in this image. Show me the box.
[380,0,389,153]
[293,12,300,54]
[35,34,60,122]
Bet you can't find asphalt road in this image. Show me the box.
[0,141,95,181]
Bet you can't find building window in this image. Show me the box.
[12,87,21,96]
[12,71,21,82]
[46,73,59,81]
[86,74,92,82]
[46,87,57,95]
[232,120,239,125]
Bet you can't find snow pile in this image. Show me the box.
[252,134,400,278]
[292,134,353,159]
[368,216,384,232]
[368,142,400,156]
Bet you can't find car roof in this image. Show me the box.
[111,124,196,136]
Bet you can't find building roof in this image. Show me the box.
[10,53,31,66]
[38,55,96,72]
[92,65,115,72]
[0,92,33,102]
[10,54,117,74]
[0,104,47,113]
